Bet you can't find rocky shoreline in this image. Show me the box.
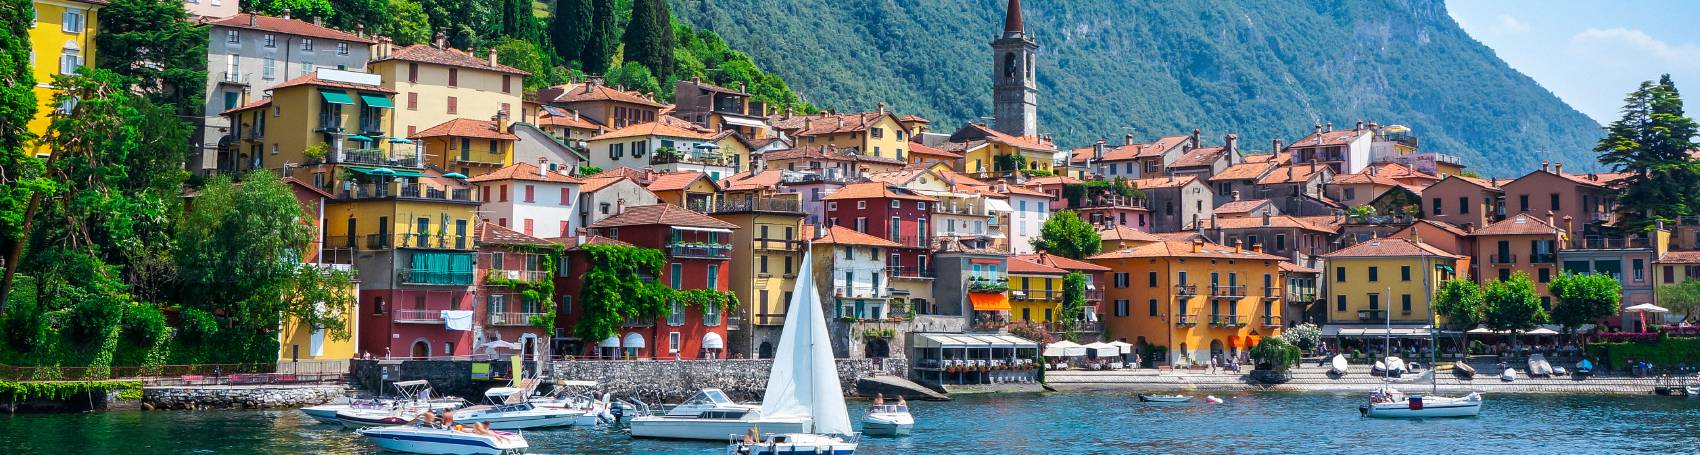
[142,385,347,410]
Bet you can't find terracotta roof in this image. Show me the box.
[222,98,271,115]
[1154,232,1208,242]
[1201,215,1339,234]
[578,176,632,193]
[1214,199,1275,215]
[270,72,396,93]
[865,169,932,186]
[1127,175,1199,190]
[539,82,667,108]
[1256,163,1329,185]
[1013,253,1111,272]
[679,79,748,96]
[588,203,739,230]
[467,162,582,184]
[209,13,375,43]
[413,118,517,140]
[1364,162,1439,183]
[1279,261,1321,274]
[1000,184,1050,198]
[550,234,632,250]
[1469,213,1562,236]
[899,114,930,123]
[1007,256,1068,275]
[1332,172,1403,187]
[536,113,604,131]
[1322,237,1460,259]
[1446,175,1501,191]
[813,225,902,247]
[1545,171,1630,189]
[1242,153,1275,163]
[372,44,530,75]
[1072,136,1192,163]
[720,169,786,192]
[908,141,962,159]
[822,182,938,202]
[1290,128,1372,148]
[645,171,716,192]
[1088,240,1285,261]
[770,112,902,136]
[1210,162,1276,181]
[1168,147,1225,169]
[477,222,552,245]
[1098,225,1163,243]
[588,166,648,181]
[1658,251,1700,264]
[956,123,1056,151]
[589,118,716,141]
[1025,175,1083,186]
[762,145,905,165]
[1409,219,1471,238]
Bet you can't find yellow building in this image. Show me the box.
[710,191,806,357]
[644,171,721,212]
[771,110,912,162]
[1091,239,1285,366]
[415,117,517,178]
[1008,256,1066,323]
[369,42,528,140]
[944,123,1058,179]
[25,0,102,155]
[222,69,401,181]
[1320,237,1461,328]
[278,264,361,361]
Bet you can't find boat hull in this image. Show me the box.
[727,434,857,455]
[301,405,345,424]
[455,412,576,430]
[358,426,527,455]
[630,416,809,441]
[1360,396,1482,418]
[860,413,913,436]
[1138,395,1191,403]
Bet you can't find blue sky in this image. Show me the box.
[1447,0,1700,125]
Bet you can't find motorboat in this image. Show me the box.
[1138,394,1191,403]
[859,404,913,436]
[1527,354,1554,378]
[334,380,465,429]
[451,387,580,430]
[1204,396,1224,404]
[629,388,808,440]
[357,424,527,455]
[304,397,461,425]
[725,250,858,454]
[1575,359,1594,378]
[530,380,612,427]
[1359,388,1482,418]
[1329,355,1349,375]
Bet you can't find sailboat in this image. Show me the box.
[1359,250,1483,418]
[727,250,858,455]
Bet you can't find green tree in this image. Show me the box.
[96,0,208,116]
[604,61,660,98]
[582,0,617,74]
[492,38,554,92]
[1596,75,1700,231]
[1434,278,1485,350]
[1249,336,1300,371]
[382,0,432,46]
[1483,273,1547,346]
[1030,211,1101,259]
[325,0,385,38]
[1547,272,1622,334]
[574,244,673,346]
[549,0,593,64]
[0,0,45,317]
[1060,271,1086,325]
[242,0,335,21]
[1655,279,1700,322]
[621,0,674,79]
[500,0,540,42]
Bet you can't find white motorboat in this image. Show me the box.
[451,387,579,430]
[859,404,913,436]
[357,424,527,455]
[1359,388,1482,418]
[628,388,808,440]
[1137,394,1191,403]
[726,250,858,455]
[305,398,461,425]
[1329,355,1349,375]
[529,381,612,427]
[334,380,465,429]
[1527,354,1554,377]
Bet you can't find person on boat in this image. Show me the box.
[873,393,885,407]
[896,395,908,412]
[414,411,438,428]
[440,409,456,429]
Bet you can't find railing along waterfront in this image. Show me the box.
[0,362,346,385]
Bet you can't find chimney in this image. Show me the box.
[493,109,509,135]
[615,199,626,214]
[1231,190,1240,201]
[785,106,795,118]
[1190,128,1201,148]
[1554,162,1564,174]
[1272,139,1283,153]
[1224,133,1238,155]
[1192,239,1204,253]
[692,76,701,84]
[1262,210,1272,227]
[1547,210,1556,229]
[1093,140,1106,160]
[356,24,366,38]
[1355,120,1364,130]
[537,157,549,177]
[433,31,447,49]
[836,118,844,129]
[1564,215,1575,236]
[739,81,747,93]
[1313,122,1323,135]
[1286,166,1294,181]
[1233,238,1242,254]
[572,110,580,122]
[314,16,323,27]
[1325,122,1333,132]
[281,8,291,20]
[248,13,257,26]
[488,48,498,67]
[1252,242,1263,254]
[1541,160,1550,172]
[878,102,887,115]
[1125,133,1135,146]
[643,168,655,183]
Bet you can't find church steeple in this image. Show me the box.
[992,0,1038,138]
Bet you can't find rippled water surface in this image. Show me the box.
[6,391,1700,454]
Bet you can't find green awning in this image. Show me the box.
[359,93,394,109]
[389,138,414,144]
[320,89,355,105]
[348,135,375,142]
[346,167,425,178]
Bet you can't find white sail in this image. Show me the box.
[758,250,853,436]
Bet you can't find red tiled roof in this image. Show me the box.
[908,141,962,159]
[1200,215,1339,234]
[1089,240,1285,261]
[813,225,901,247]
[1256,163,1330,185]
[865,169,932,186]
[1000,183,1050,198]
[209,13,375,43]
[589,118,716,141]
[762,145,905,166]
[413,118,517,140]
[1025,175,1084,186]
[1242,153,1275,163]
[1098,225,1163,243]
[1013,253,1111,272]
[1468,213,1563,236]
[1210,162,1275,182]
[1214,199,1275,215]
[550,234,632,250]
[955,123,1056,151]
[539,82,667,108]
[537,112,604,131]
[1658,251,1700,264]
[270,72,396,93]
[467,162,582,184]
[720,170,786,192]
[1322,237,1460,259]
[1127,175,1200,189]
[1332,172,1403,187]
[899,114,929,123]
[1290,128,1372,148]
[645,171,715,192]
[578,176,633,193]
[822,182,938,202]
[222,98,272,115]
[588,203,739,230]
[1072,136,1191,162]
[1168,146,1225,169]
[1007,256,1068,275]
[477,222,552,245]
[373,44,530,75]
[770,112,902,136]
[1279,261,1321,274]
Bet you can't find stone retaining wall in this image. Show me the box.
[551,357,909,403]
[142,385,348,410]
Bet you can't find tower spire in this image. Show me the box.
[1004,0,1024,36]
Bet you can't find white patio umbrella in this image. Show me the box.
[1466,327,1497,334]
[1082,342,1120,358]
[1043,340,1087,357]
[1525,327,1559,336]
[1106,340,1135,355]
[1625,303,1671,333]
[483,340,521,350]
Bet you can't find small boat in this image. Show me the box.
[728,432,858,455]
[530,381,612,426]
[859,404,913,436]
[1138,394,1192,403]
[308,380,461,424]
[1500,368,1518,382]
[357,424,527,455]
[1329,355,1349,375]
[1575,359,1594,377]
[1686,385,1700,397]
[1527,354,1554,378]
[628,388,807,440]
[1359,388,1482,418]
[1452,361,1477,379]
[452,388,580,430]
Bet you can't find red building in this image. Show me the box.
[555,204,737,359]
[475,223,555,358]
[823,182,938,276]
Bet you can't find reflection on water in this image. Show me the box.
[6,391,1700,454]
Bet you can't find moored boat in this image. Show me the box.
[1359,388,1482,418]
[452,387,581,430]
[357,424,527,455]
[727,432,858,455]
[859,404,913,436]
[1452,361,1476,379]
[627,388,808,440]
[1138,394,1191,403]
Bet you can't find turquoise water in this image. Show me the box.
[6,391,1700,454]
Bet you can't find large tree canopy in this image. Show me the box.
[1547,272,1622,332]
[1597,75,1700,231]
[1030,211,1101,259]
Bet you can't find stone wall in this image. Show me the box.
[349,359,539,399]
[551,357,908,403]
[142,385,347,410]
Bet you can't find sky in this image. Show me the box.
[1446,0,1700,125]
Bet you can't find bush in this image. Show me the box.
[177,307,219,342]
[121,303,168,345]
[1279,323,1320,352]
[1587,338,1700,372]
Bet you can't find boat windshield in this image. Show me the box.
[683,389,733,406]
[870,404,908,413]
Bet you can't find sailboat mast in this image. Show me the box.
[1422,252,1436,393]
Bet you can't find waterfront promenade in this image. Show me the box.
[1047,361,1685,394]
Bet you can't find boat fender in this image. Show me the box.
[1205,395,1223,404]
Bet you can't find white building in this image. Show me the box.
[1002,183,1052,255]
[813,225,901,320]
[574,175,659,230]
[585,119,736,180]
[467,161,583,239]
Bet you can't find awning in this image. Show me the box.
[389,137,414,144]
[1247,335,1262,347]
[348,134,375,142]
[1228,336,1242,348]
[360,93,394,109]
[915,333,1039,350]
[702,332,724,350]
[1330,327,1433,337]
[320,89,355,105]
[1041,340,1087,357]
[345,167,425,178]
[721,116,767,128]
[985,198,1014,213]
[621,332,645,349]
[673,226,734,234]
[969,293,1010,311]
[598,335,620,348]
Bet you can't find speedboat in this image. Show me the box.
[357,424,527,455]
[859,404,913,436]
[629,388,808,440]
[452,387,579,430]
[1359,388,1482,418]
[1138,394,1191,403]
[728,432,858,455]
[305,398,461,425]
[529,381,612,426]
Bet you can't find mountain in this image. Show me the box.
[670,0,1606,177]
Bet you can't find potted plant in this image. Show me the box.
[1248,337,1301,384]
[303,143,329,164]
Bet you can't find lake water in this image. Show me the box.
[6,391,1700,454]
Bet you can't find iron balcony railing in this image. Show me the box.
[1529,253,1557,264]
[1084,289,1104,301]
[833,286,889,299]
[1211,285,1246,299]
[751,239,804,251]
[338,148,421,167]
[886,266,933,279]
[1491,254,1517,265]
[712,198,802,214]
[1570,237,1652,250]
[667,242,733,259]
[488,269,551,283]
[394,309,445,324]
[968,279,1009,293]
[1175,313,1201,326]
[400,268,475,286]
[1263,315,1283,327]
[1358,309,1387,321]
[1176,284,1198,298]
[1210,314,1246,327]
[1262,287,1282,300]
[488,312,545,326]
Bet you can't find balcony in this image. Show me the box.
[1263,315,1283,327]
[895,235,929,248]
[933,204,982,216]
[488,269,551,283]
[220,71,250,85]
[712,198,802,214]
[1569,237,1651,250]
[1210,314,1246,327]
[340,181,473,203]
[488,312,545,326]
[751,238,804,252]
[1075,194,1147,210]
[1358,309,1387,321]
[1175,313,1201,327]
[1211,284,1246,299]
[1175,284,1198,298]
[450,153,507,166]
[1084,289,1104,302]
[1013,289,1058,301]
[650,149,727,167]
[886,266,933,279]
[1491,254,1517,265]
[832,286,889,300]
[1289,291,1318,302]
[1261,287,1282,300]
[667,242,733,259]
[338,148,421,167]
[1529,253,1557,264]
[400,268,475,286]
[394,309,445,324]
[968,279,1009,294]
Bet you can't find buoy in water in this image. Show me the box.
[1205,395,1224,404]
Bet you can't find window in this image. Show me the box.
[855,217,867,232]
[263,34,275,47]
[1114,272,1129,288]
[262,58,276,80]
[1519,195,1530,212]
[668,300,686,326]
[1498,268,1511,281]
[1634,259,1645,282]
[1459,197,1470,214]
[447,96,457,115]
[1336,267,1346,283]
[407,63,418,83]
[502,75,512,93]
[1550,193,1561,211]
[707,264,720,290]
[857,201,866,209]
[61,9,82,33]
[827,202,837,211]
[448,68,459,87]
[523,185,535,202]
[1368,266,1379,282]
[497,184,508,202]
[337,43,349,55]
[1343,188,1356,200]
[407,92,417,110]
[1337,295,1347,311]
[226,30,239,43]
[670,263,683,289]
[1432,197,1442,216]
[1114,299,1129,317]
[1368,293,1380,310]
[1147,271,1158,287]
[1148,299,1159,316]
[1538,268,1550,283]
[301,38,313,51]
[1275,234,1287,251]
[561,296,573,315]
[58,46,80,75]
[1401,266,1411,281]
[1401,294,1412,313]
[703,303,720,326]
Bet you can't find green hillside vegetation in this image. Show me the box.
[670,0,1604,176]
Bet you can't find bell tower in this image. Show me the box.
[992,0,1038,138]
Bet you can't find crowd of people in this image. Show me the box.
[411,409,508,440]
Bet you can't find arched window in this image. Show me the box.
[1003,52,1018,79]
